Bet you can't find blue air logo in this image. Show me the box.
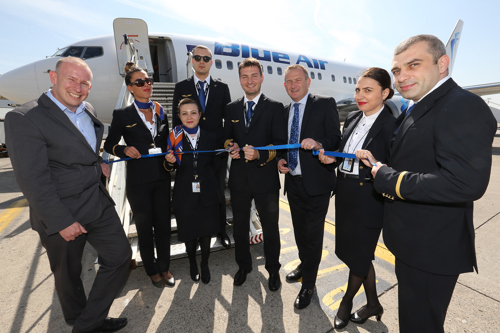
[450,32,460,61]
[400,98,409,112]
[186,43,329,70]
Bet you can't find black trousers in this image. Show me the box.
[127,179,171,276]
[37,192,132,332]
[287,175,330,289]
[216,154,228,231]
[395,258,459,333]
[230,187,281,274]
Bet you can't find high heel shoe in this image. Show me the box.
[161,271,175,287]
[190,263,200,282]
[334,299,352,329]
[201,264,210,284]
[350,305,384,324]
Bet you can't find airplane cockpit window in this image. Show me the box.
[51,48,68,57]
[267,66,273,74]
[331,75,335,82]
[277,67,282,75]
[215,60,222,69]
[82,47,103,60]
[63,47,85,58]
[318,73,322,80]
[310,72,315,79]
[227,61,234,70]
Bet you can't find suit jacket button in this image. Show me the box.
[359,166,363,169]
[245,160,248,163]
[359,183,363,186]
[203,117,206,120]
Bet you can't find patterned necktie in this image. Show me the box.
[198,81,206,112]
[246,101,254,130]
[288,103,300,171]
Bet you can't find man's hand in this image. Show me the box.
[165,150,176,164]
[242,145,259,161]
[301,138,321,150]
[228,142,241,159]
[124,146,141,159]
[355,149,377,168]
[59,222,87,242]
[371,162,385,178]
[100,162,110,178]
[277,158,289,174]
[318,149,336,164]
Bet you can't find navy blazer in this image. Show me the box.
[374,79,497,275]
[104,104,170,186]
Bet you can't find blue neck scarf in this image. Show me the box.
[134,99,152,109]
[182,125,199,135]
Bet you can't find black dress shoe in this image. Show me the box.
[350,305,384,323]
[268,273,281,291]
[233,268,252,286]
[150,277,165,288]
[190,264,200,282]
[286,267,302,283]
[201,265,211,284]
[218,231,231,249]
[334,315,349,329]
[72,318,128,333]
[294,287,314,309]
[162,271,175,287]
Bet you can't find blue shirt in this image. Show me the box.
[46,90,97,152]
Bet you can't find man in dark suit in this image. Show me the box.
[366,35,497,332]
[172,45,232,248]
[224,57,287,291]
[277,64,341,309]
[5,57,131,333]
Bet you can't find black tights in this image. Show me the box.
[185,236,211,269]
[337,263,381,320]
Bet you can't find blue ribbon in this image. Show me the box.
[105,149,227,164]
[311,148,355,159]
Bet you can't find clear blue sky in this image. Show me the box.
[1,0,499,107]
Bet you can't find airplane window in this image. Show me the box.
[227,61,234,70]
[82,47,103,60]
[52,47,68,57]
[237,62,241,67]
[267,66,273,75]
[63,47,84,58]
[353,78,357,84]
[343,76,347,83]
[277,67,282,75]
[331,75,335,82]
[348,77,352,84]
[318,73,322,80]
[310,72,315,79]
[215,60,222,69]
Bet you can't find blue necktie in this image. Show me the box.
[405,103,416,117]
[392,103,417,142]
[198,81,206,112]
[246,101,254,130]
[289,103,300,171]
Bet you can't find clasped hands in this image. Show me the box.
[277,138,322,174]
[318,148,385,177]
[227,142,260,161]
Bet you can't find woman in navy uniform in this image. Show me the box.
[165,98,220,284]
[104,63,173,288]
[319,67,395,328]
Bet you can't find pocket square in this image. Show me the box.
[126,123,137,128]
[231,120,239,123]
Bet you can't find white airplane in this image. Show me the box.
[0,18,498,126]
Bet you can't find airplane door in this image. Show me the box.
[113,18,153,76]
[186,51,194,79]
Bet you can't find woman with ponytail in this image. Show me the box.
[104,62,174,288]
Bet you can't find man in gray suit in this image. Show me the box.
[5,57,131,333]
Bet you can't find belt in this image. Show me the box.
[339,172,358,179]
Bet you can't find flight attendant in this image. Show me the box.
[319,67,395,328]
[165,98,221,284]
[104,62,174,288]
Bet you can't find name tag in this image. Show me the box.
[341,158,354,172]
[148,147,162,154]
[192,182,201,193]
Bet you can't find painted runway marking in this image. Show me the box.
[0,198,28,234]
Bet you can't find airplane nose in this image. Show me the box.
[0,63,40,104]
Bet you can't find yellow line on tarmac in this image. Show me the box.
[279,198,395,266]
[0,198,28,233]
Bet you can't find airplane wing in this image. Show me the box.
[462,83,500,97]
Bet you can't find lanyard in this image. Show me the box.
[185,134,200,179]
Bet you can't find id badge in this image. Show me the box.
[192,182,201,193]
[341,158,354,172]
[149,147,162,154]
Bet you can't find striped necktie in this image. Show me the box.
[288,103,300,171]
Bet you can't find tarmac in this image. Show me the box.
[0,130,499,333]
